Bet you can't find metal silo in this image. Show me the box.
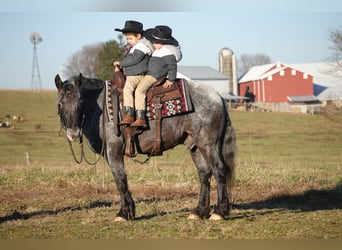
[219,48,237,95]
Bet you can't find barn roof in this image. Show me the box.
[316,84,342,100]
[238,63,275,82]
[177,66,228,80]
[239,62,312,83]
[288,62,342,87]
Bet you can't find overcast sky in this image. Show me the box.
[0,0,341,89]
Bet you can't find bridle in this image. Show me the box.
[57,102,67,131]
[58,87,105,166]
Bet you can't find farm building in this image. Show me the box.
[288,62,342,107]
[177,66,230,95]
[239,62,314,103]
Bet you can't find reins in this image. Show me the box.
[67,133,104,165]
[67,137,82,164]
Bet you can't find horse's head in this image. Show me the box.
[55,74,83,142]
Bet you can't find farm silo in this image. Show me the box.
[219,48,237,95]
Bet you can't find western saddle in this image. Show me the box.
[110,69,182,158]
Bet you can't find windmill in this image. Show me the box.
[30,32,43,90]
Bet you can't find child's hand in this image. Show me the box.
[113,61,121,72]
[163,80,174,88]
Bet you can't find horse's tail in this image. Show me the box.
[221,99,237,209]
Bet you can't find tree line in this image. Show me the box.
[63,28,342,80]
[62,34,272,80]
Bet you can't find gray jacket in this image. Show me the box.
[120,38,153,76]
[147,45,182,82]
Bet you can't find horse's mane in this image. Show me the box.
[73,76,105,103]
[66,75,104,90]
[80,77,105,90]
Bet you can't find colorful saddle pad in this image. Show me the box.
[146,79,193,120]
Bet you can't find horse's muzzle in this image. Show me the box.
[66,128,81,142]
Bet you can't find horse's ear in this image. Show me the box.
[75,73,83,89]
[55,74,63,90]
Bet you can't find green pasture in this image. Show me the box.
[0,90,341,239]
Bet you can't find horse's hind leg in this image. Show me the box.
[188,149,212,219]
[199,145,230,220]
[210,151,230,219]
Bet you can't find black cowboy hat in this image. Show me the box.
[115,20,144,34]
[144,25,179,46]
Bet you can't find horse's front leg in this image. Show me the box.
[112,165,136,221]
[105,136,135,221]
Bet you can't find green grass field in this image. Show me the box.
[0,90,341,239]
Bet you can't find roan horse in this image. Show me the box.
[55,73,236,221]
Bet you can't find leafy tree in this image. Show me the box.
[96,38,126,80]
[63,35,126,80]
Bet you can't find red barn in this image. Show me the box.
[239,62,314,103]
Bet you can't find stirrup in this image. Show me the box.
[130,120,146,127]
[119,116,135,125]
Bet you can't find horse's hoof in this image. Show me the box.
[187,214,200,220]
[209,213,224,221]
[114,216,128,222]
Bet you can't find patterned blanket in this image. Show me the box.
[146,79,193,120]
[105,78,193,125]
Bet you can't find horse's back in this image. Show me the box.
[187,81,227,123]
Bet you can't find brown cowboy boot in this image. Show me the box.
[119,106,135,125]
[131,110,146,127]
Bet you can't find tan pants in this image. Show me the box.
[123,75,157,110]
[123,75,144,108]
